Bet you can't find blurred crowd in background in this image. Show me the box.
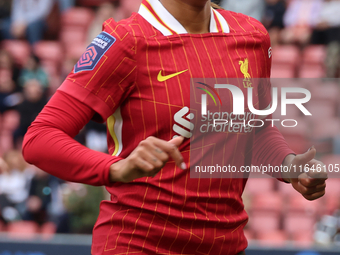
[0,0,339,248]
[0,0,134,236]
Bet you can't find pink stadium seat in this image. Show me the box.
[1,40,31,66]
[309,82,339,103]
[77,0,117,7]
[271,78,305,88]
[120,0,141,16]
[243,229,254,241]
[324,178,340,194]
[284,212,316,234]
[312,118,340,139]
[64,42,87,60]
[61,7,94,30]
[287,195,319,215]
[309,116,339,155]
[1,110,20,132]
[7,221,39,239]
[324,195,340,214]
[315,195,329,216]
[293,231,314,247]
[33,41,63,64]
[257,230,287,247]
[316,179,340,213]
[249,211,280,233]
[251,193,283,212]
[0,132,14,152]
[272,45,300,67]
[306,101,336,121]
[271,65,295,78]
[302,45,326,66]
[248,193,283,234]
[277,180,298,196]
[244,178,274,195]
[41,222,57,240]
[60,27,87,45]
[299,65,325,78]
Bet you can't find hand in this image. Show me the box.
[282,147,327,201]
[0,157,9,174]
[26,196,43,212]
[109,136,185,183]
[11,23,27,38]
[315,21,330,30]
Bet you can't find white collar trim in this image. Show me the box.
[138,0,230,36]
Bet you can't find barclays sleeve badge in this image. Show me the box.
[74,32,116,73]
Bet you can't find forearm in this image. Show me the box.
[252,124,295,180]
[22,91,122,186]
[23,125,120,186]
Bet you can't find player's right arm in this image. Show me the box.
[22,93,184,185]
[22,18,185,185]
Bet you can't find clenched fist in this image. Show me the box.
[283,147,328,201]
[109,136,186,183]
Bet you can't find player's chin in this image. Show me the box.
[303,190,326,201]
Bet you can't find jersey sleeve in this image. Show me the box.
[58,18,137,122]
[259,31,272,111]
[249,17,295,180]
[248,16,272,110]
[22,91,122,186]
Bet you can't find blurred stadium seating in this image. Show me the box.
[244,177,340,246]
[257,230,287,246]
[0,0,340,250]
[7,221,40,239]
[2,40,31,66]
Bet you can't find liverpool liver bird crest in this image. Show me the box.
[239,58,252,88]
[239,58,251,79]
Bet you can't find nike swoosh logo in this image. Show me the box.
[157,69,188,82]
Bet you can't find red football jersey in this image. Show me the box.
[58,0,290,254]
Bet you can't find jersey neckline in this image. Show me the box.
[138,0,230,36]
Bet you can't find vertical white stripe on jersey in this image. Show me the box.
[113,107,124,156]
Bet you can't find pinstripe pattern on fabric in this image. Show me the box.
[61,4,272,255]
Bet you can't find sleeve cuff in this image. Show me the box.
[102,156,124,186]
[276,151,296,183]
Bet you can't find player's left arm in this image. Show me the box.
[253,121,327,201]
[251,17,327,200]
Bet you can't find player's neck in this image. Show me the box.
[159,0,211,34]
